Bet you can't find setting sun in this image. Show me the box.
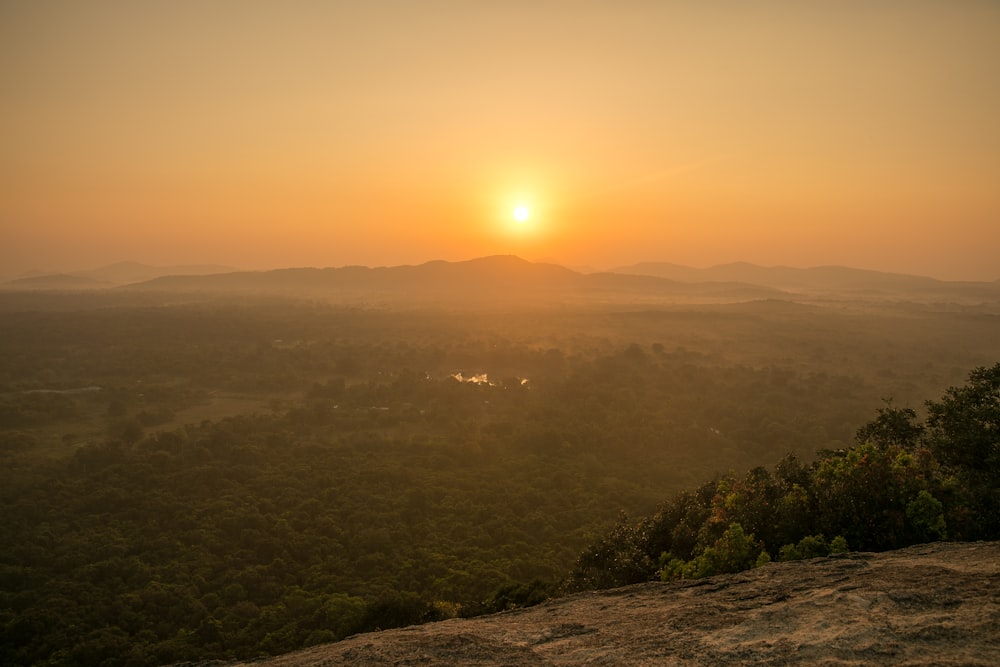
[0,3,998,280]
[2,4,1000,662]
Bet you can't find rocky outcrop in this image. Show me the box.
[233,541,1000,666]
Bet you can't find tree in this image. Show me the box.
[925,363,1000,537]
[856,401,924,450]
[570,512,655,590]
[659,523,765,580]
[926,364,1000,472]
[906,490,947,541]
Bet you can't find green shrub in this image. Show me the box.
[659,523,765,580]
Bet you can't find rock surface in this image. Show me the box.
[233,542,1000,666]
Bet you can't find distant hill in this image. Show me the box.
[0,273,110,290]
[613,261,1000,301]
[231,541,1000,667]
[1,262,237,290]
[78,261,236,285]
[121,255,786,303]
[10,257,995,303]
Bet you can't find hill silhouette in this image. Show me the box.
[613,261,1000,301]
[78,261,235,285]
[121,256,785,303]
[1,262,236,290]
[8,256,995,304]
[0,273,110,290]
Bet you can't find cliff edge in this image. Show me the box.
[232,541,999,666]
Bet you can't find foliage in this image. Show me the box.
[777,534,846,562]
[0,341,890,666]
[906,490,948,541]
[573,365,1000,590]
[925,362,1000,538]
[572,512,659,590]
[659,523,766,580]
[461,579,557,616]
[855,402,924,449]
[0,295,996,666]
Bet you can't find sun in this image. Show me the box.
[491,190,546,242]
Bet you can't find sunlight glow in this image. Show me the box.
[513,205,531,223]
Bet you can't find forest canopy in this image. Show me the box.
[0,294,997,665]
[571,363,1000,590]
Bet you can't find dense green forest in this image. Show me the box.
[571,363,1000,589]
[0,293,997,665]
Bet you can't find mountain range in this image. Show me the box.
[109,256,782,303]
[4,256,998,304]
[613,261,1000,293]
[1,261,235,290]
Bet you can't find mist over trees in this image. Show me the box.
[0,285,997,665]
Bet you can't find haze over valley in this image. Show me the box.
[2,2,999,665]
[2,258,999,664]
[5,256,999,306]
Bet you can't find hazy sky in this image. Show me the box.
[2,1,998,280]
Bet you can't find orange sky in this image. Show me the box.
[2,1,999,280]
